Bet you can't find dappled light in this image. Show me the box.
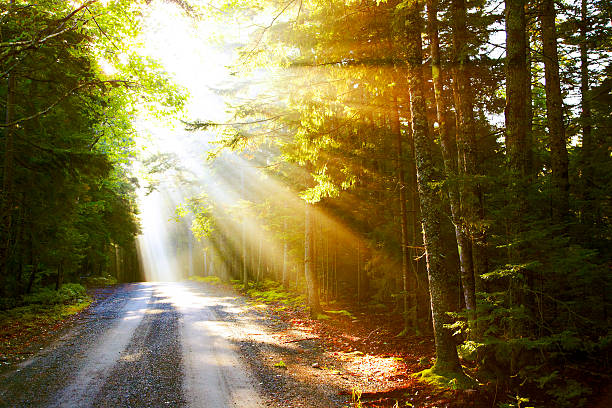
[1,0,610,407]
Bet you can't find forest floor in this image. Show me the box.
[226,279,494,408]
[0,278,610,408]
[0,280,493,408]
[0,287,108,370]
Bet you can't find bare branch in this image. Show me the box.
[85,5,120,50]
[184,115,286,131]
[242,0,297,61]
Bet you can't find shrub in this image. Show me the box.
[83,275,117,287]
[0,297,18,311]
[22,283,87,305]
[58,283,87,303]
[22,288,64,305]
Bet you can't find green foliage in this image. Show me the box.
[498,394,533,408]
[326,309,355,319]
[241,279,306,308]
[414,368,477,390]
[0,0,187,297]
[57,284,88,303]
[83,274,119,287]
[22,284,87,305]
[175,193,215,240]
[189,275,223,285]
[273,360,287,368]
[21,288,70,306]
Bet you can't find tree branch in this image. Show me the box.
[184,115,286,131]
[0,80,136,128]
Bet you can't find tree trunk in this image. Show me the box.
[188,233,194,277]
[304,201,322,317]
[427,0,477,325]
[405,2,464,375]
[393,96,417,332]
[357,240,361,305]
[579,0,591,151]
[325,231,329,301]
[241,167,248,285]
[541,0,569,222]
[450,0,485,314]
[403,88,430,332]
[115,244,121,282]
[27,263,37,294]
[203,249,207,276]
[55,263,63,291]
[257,238,262,282]
[580,0,592,207]
[282,217,288,287]
[333,226,338,299]
[1,11,16,295]
[525,4,534,177]
[505,0,529,179]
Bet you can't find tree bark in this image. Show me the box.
[403,87,430,332]
[427,0,477,324]
[356,240,361,305]
[1,0,16,295]
[580,0,592,197]
[541,0,569,221]
[525,4,534,177]
[241,167,248,285]
[304,201,322,317]
[393,95,417,332]
[505,0,529,179]
[405,2,463,374]
[282,217,288,287]
[450,0,486,311]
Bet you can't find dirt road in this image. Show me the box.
[0,282,290,408]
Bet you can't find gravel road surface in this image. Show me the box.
[0,282,267,408]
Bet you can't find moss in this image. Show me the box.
[315,313,330,320]
[414,367,477,390]
[326,309,355,319]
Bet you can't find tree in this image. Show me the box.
[541,0,569,222]
[0,0,183,299]
[426,0,477,327]
[304,199,323,317]
[403,0,464,377]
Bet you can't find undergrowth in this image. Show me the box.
[236,279,307,308]
[189,275,222,285]
[0,283,92,357]
[414,367,477,390]
[81,274,117,287]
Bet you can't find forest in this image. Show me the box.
[1,0,611,407]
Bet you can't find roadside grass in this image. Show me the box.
[0,283,93,361]
[229,279,363,322]
[81,274,117,287]
[188,275,222,285]
[232,279,307,309]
